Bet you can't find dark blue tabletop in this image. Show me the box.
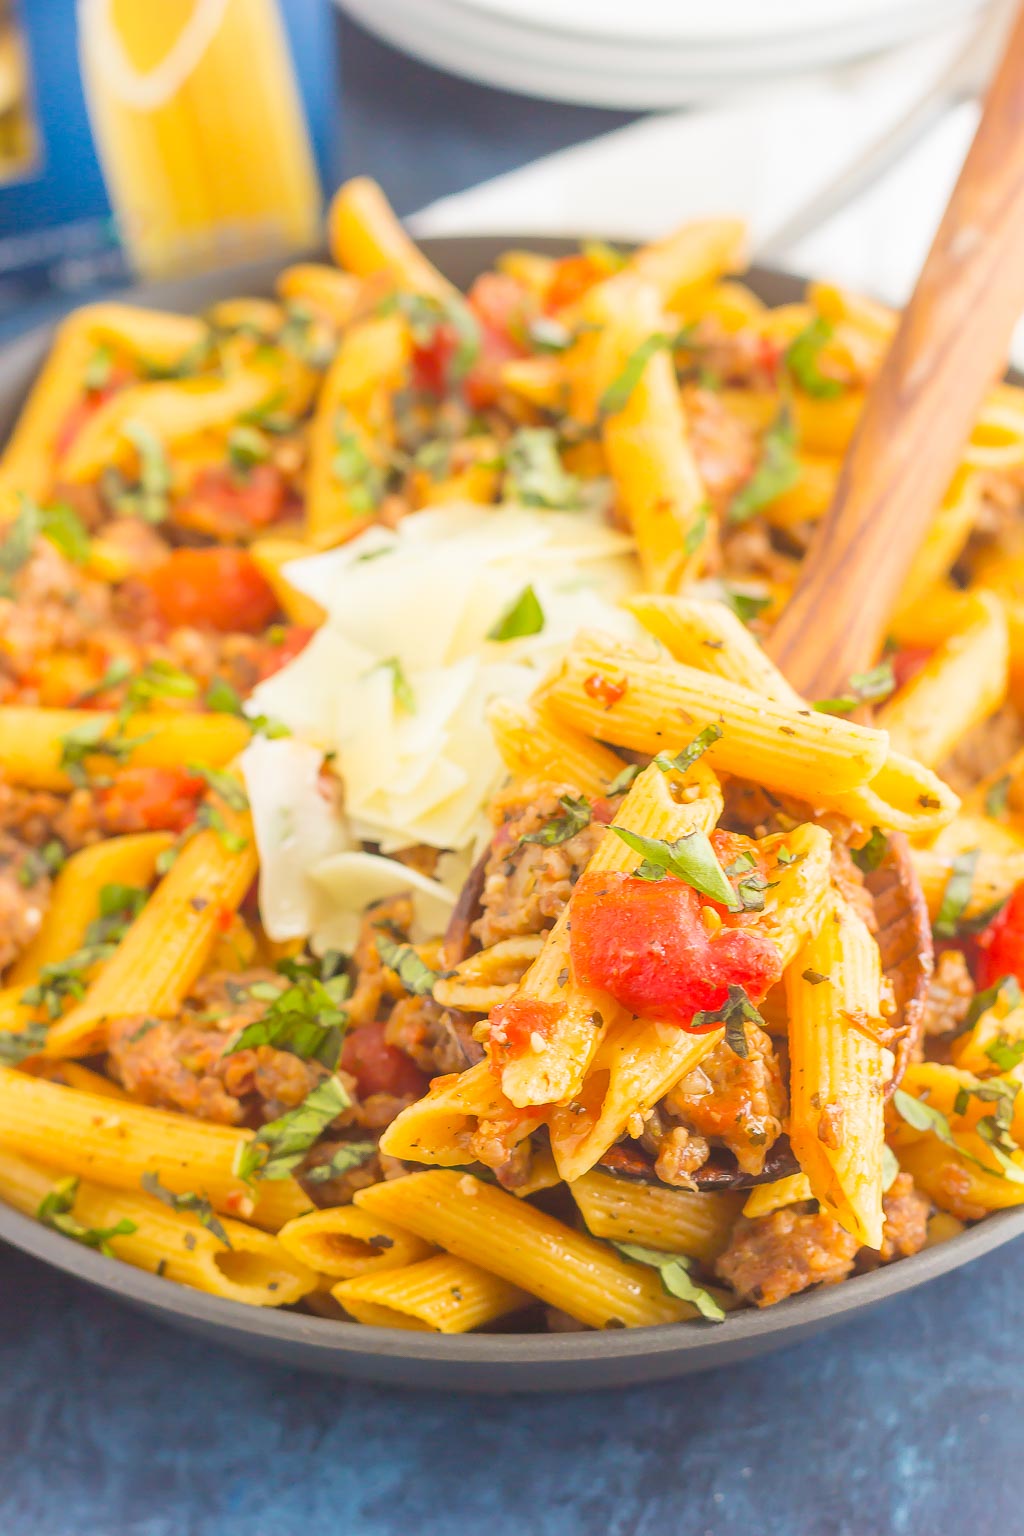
[1,18,1020,1536]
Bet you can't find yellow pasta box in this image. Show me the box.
[0,0,336,306]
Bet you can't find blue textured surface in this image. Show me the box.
[2,18,1013,1536]
[1,1236,1020,1536]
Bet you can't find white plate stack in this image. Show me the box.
[334,0,991,109]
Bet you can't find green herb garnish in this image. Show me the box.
[304,1142,378,1184]
[813,659,896,716]
[488,584,545,642]
[934,849,981,939]
[520,793,591,848]
[785,318,843,399]
[613,1242,725,1321]
[374,935,439,997]
[235,1076,352,1182]
[652,725,722,776]
[38,1176,137,1256]
[727,406,799,523]
[689,984,765,1057]
[141,1171,232,1246]
[611,826,739,909]
[503,427,581,509]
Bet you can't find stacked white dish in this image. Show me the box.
[334,0,991,109]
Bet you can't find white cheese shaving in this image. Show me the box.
[244,501,645,937]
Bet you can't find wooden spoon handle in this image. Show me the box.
[767,0,1024,699]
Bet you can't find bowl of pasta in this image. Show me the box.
[2,179,1024,1390]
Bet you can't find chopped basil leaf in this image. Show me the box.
[121,422,171,524]
[881,1144,901,1194]
[235,1076,351,1182]
[0,1019,50,1064]
[374,935,439,997]
[304,1141,378,1184]
[84,344,114,392]
[57,715,150,788]
[851,827,888,874]
[605,762,643,796]
[613,1242,724,1322]
[520,793,591,848]
[380,290,481,381]
[813,659,896,716]
[961,975,1022,1035]
[125,658,198,709]
[488,584,545,642]
[141,1172,232,1246]
[187,762,249,812]
[683,503,709,558]
[223,970,348,1070]
[205,676,244,715]
[722,585,772,625]
[333,413,384,513]
[527,316,575,353]
[689,984,765,1056]
[986,775,1011,821]
[985,1035,1024,1072]
[785,318,843,399]
[652,725,722,776]
[38,1176,137,1257]
[727,406,799,524]
[736,870,769,911]
[599,332,675,416]
[227,425,270,473]
[504,428,581,509]
[39,503,91,565]
[801,969,829,987]
[893,1085,1024,1185]
[375,655,416,714]
[934,849,981,939]
[612,825,739,910]
[0,498,40,592]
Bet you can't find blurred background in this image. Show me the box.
[0,0,1015,334]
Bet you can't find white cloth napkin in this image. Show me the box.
[409,19,985,314]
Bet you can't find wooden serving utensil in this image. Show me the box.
[757,0,1024,1129]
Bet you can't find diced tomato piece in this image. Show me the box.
[340,1021,428,1099]
[411,326,458,395]
[544,254,605,313]
[583,672,628,709]
[140,548,278,633]
[755,333,785,381]
[54,375,130,459]
[890,646,932,692]
[97,766,205,835]
[462,272,530,411]
[569,870,783,1029]
[174,464,291,540]
[253,624,314,682]
[976,882,1024,990]
[488,996,565,1064]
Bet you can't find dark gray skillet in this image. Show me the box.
[1,236,1021,1391]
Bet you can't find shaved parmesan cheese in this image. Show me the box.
[240,737,351,940]
[243,501,646,938]
[309,851,456,955]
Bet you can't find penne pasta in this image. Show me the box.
[333,1253,531,1332]
[278,1205,436,1279]
[0,1147,316,1305]
[785,896,892,1249]
[356,1171,700,1327]
[0,706,250,792]
[570,1168,743,1263]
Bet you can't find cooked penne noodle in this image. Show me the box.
[0,706,250,792]
[7,831,172,988]
[492,758,723,1109]
[333,1253,531,1332]
[569,1169,743,1265]
[876,591,1009,768]
[486,697,629,799]
[44,778,257,1058]
[785,896,891,1249]
[356,1171,699,1327]
[741,1173,814,1219]
[278,1205,436,1279]
[0,1147,316,1305]
[0,1068,307,1231]
[328,176,455,301]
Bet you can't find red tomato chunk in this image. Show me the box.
[569,870,782,1029]
[140,548,278,633]
[340,1020,428,1100]
[976,881,1024,991]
